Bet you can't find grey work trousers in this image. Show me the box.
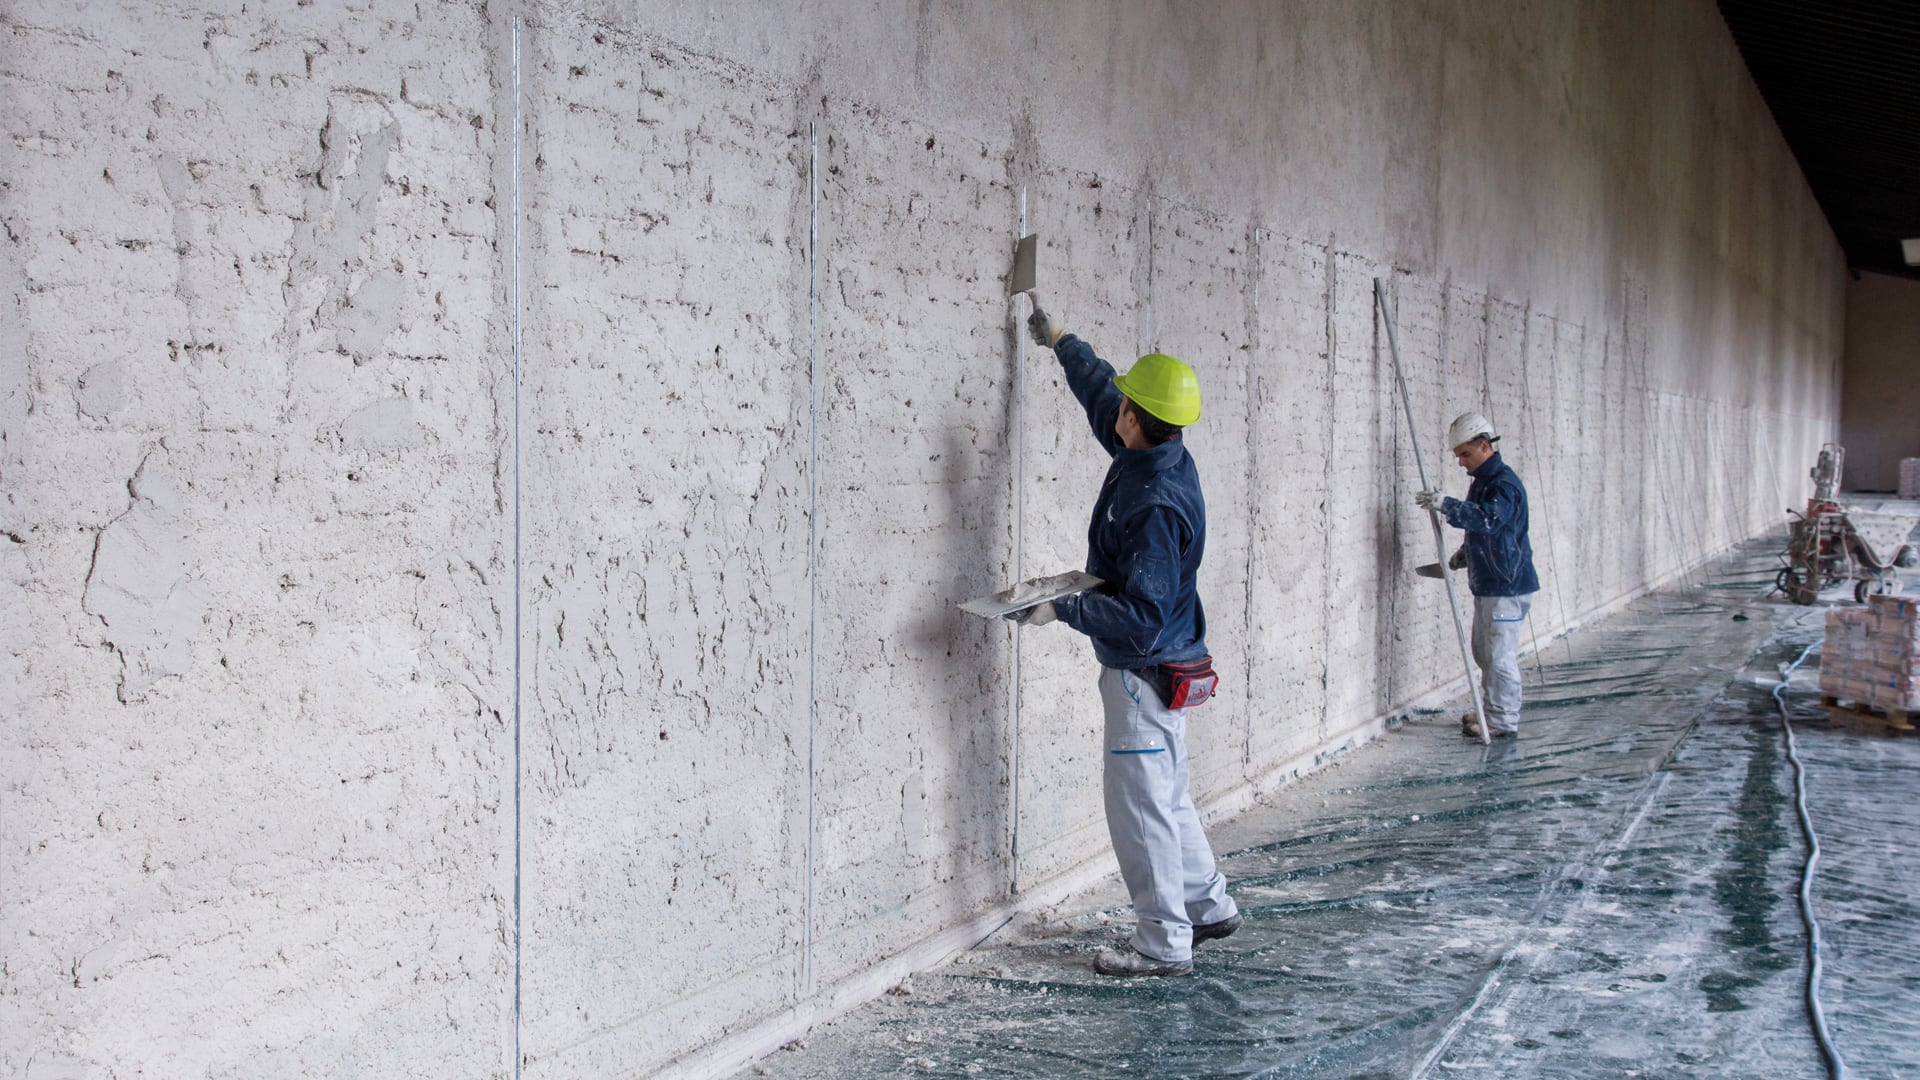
[1470,593,1533,732]
[1097,666,1238,962]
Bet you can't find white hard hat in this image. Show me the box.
[1446,412,1498,449]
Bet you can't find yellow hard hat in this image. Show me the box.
[1114,353,1202,426]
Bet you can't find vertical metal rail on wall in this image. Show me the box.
[1318,245,1338,737]
[509,15,524,1078]
[1009,187,1027,898]
[1241,229,1261,769]
[804,121,820,997]
[1374,279,1489,744]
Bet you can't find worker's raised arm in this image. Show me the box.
[1029,299,1124,456]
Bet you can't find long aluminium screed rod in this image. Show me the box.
[1374,278,1489,744]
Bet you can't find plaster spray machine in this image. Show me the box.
[1775,443,1919,605]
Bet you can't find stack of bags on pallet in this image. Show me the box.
[1820,594,1920,711]
[1901,457,1920,499]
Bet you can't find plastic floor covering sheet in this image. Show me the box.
[746,537,1920,1079]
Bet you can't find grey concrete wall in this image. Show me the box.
[1839,271,1920,492]
[1,1,1842,1077]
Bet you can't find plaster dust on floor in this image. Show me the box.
[0,2,1850,1077]
[747,541,1920,1079]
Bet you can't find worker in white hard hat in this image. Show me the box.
[1009,296,1240,979]
[1414,412,1541,738]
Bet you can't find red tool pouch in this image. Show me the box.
[1139,656,1219,709]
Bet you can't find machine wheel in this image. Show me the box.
[1858,576,1903,603]
[1897,544,1918,569]
[1779,566,1818,606]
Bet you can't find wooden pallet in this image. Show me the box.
[1821,695,1916,735]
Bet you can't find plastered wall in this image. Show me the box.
[1839,270,1920,492]
[2,2,1843,1077]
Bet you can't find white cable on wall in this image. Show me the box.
[509,15,524,1078]
[804,120,820,996]
[1241,229,1260,767]
[1009,184,1026,898]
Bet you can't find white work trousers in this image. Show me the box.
[1470,593,1533,732]
[1097,666,1238,962]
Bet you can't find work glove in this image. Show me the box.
[1027,299,1066,349]
[1448,546,1467,571]
[1005,600,1057,627]
[1413,489,1440,511]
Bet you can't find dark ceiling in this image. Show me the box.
[1717,0,1920,281]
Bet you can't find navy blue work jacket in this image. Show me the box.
[1440,451,1540,598]
[1046,335,1209,670]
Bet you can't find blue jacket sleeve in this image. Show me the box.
[1441,484,1520,536]
[1051,334,1126,458]
[1054,506,1186,656]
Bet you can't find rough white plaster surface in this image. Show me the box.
[3,2,514,1076]
[516,21,813,1074]
[81,450,209,702]
[2,2,1844,1077]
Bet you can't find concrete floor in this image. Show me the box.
[744,534,1920,1079]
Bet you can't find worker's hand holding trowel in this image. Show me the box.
[1414,545,1466,580]
[1005,601,1057,626]
[1027,297,1067,349]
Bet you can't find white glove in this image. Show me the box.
[1413,490,1440,511]
[1027,299,1066,348]
[1007,600,1056,626]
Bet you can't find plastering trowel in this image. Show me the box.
[959,571,1102,619]
[1010,232,1038,295]
[1415,563,1444,579]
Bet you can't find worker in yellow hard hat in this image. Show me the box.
[1006,295,1239,978]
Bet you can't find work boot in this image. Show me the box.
[1093,947,1192,978]
[1461,716,1516,739]
[1192,912,1241,946]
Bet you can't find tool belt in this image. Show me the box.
[1136,656,1218,709]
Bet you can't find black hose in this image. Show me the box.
[1774,640,1848,1080]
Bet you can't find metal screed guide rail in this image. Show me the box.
[1374,278,1489,745]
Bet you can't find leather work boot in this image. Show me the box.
[1192,912,1241,945]
[1094,947,1192,978]
[1461,715,1516,739]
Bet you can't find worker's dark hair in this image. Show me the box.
[1124,398,1182,446]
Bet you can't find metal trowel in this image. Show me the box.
[1010,233,1038,295]
[1415,563,1444,579]
[959,570,1102,619]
